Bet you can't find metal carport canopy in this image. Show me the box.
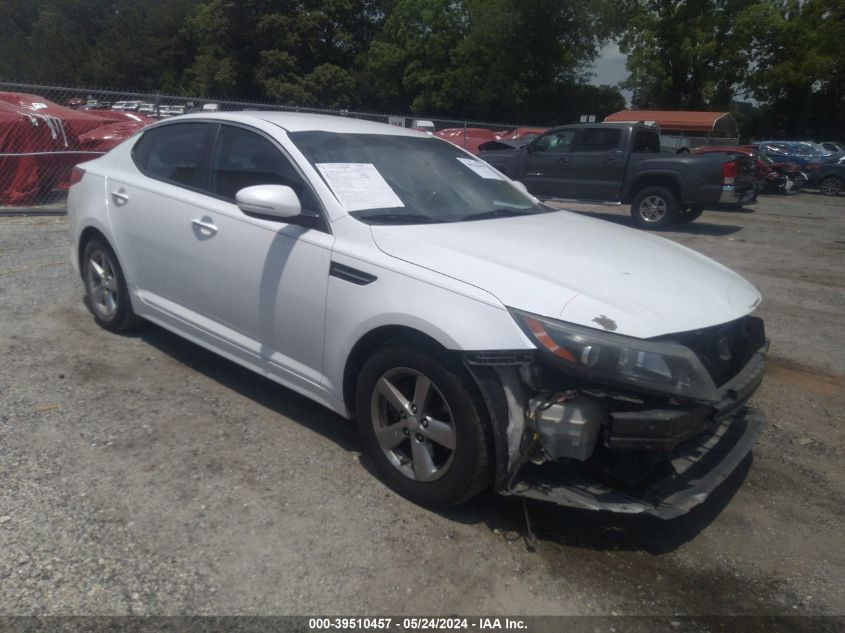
[604,110,738,135]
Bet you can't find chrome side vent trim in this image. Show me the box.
[329,261,377,286]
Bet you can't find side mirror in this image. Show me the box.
[511,180,530,196]
[236,185,301,219]
[510,179,540,203]
[526,138,536,153]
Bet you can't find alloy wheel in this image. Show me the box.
[86,249,119,319]
[370,367,456,482]
[639,195,667,222]
[821,177,842,195]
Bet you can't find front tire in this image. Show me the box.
[82,238,142,332]
[355,342,493,508]
[631,187,679,229]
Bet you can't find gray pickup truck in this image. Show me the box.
[478,123,756,229]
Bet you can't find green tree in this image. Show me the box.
[363,0,469,113]
[0,0,40,81]
[364,0,620,121]
[736,0,845,137]
[84,0,200,90]
[1,0,200,90]
[183,0,386,105]
[449,0,614,122]
[25,0,110,86]
[3,0,627,126]
[619,0,756,110]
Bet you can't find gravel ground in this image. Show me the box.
[0,192,843,619]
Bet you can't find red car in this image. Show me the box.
[497,127,549,141]
[740,145,811,191]
[692,146,801,194]
[433,127,499,155]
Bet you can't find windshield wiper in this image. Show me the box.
[355,212,443,225]
[459,208,538,222]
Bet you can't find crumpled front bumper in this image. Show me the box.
[486,343,768,519]
[508,406,765,519]
[606,344,767,452]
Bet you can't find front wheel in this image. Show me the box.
[820,176,842,196]
[630,187,679,229]
[355,342,493,508]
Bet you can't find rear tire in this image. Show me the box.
[355,341,493,508]
[820,176,842,196]
[82,238,143,332]
[631,187,679,229]
[677,204,704,224]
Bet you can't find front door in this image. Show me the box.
[520,128,579,197]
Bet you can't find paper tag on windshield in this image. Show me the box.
[30,102,48,110]
[316,163,404,211]
[456,157,501,179]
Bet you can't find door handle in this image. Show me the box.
[110,190,129,204]
[603,158,620,165]
[555,157,569,164]
[191,218,218,234]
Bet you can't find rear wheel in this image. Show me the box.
[631,187,679,229]
[820,176,842,196]
[355,342,493,508]
[82,238,142,332]
[677,204,704,224]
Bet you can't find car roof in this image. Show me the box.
[171,111,426,137]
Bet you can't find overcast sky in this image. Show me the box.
[589,42,632,105]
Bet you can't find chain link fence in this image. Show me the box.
[0,81,542,214]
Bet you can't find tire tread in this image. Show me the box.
[355,337,494,507]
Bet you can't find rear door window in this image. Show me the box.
[132,122,209,188]
[573,128,621,152]
[632,129,661,153]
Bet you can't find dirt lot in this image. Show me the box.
[1,193,843,620]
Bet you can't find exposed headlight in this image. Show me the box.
[510,309,720,402]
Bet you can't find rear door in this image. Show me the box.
[106,121,214,304]
[520,128,578,197]
[565,127,627,200]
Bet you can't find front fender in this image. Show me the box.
[321,252,534,409]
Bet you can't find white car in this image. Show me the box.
[112,100,142,112]
[67,112,767,518]
[137,103,157,117]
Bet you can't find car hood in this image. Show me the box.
[370,210,761,339]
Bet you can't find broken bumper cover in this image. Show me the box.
[719,184,756,205]
[506,346,768,519]
[508,406,765,520]
[607,345,767,451]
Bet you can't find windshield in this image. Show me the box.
[289,131,549,224]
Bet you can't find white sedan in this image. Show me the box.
[68,112,768,518]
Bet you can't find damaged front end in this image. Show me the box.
[465,312,767,520]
